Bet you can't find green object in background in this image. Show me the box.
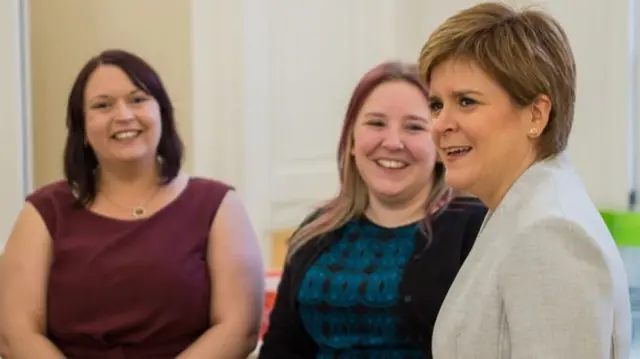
[600,210,640,247]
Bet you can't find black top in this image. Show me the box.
[259,197,487,359]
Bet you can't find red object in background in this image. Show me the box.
[260,270,282,339]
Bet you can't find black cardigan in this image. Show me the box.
[258,197,487,359]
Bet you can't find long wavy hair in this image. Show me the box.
[287,61,452,260]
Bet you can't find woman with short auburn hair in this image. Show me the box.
[419,2,632,358]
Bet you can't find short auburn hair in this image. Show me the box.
[418,2,576,159]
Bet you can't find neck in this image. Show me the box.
[365,182,432,228]
[97,158,160,197]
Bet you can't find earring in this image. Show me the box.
[527,128,539,138]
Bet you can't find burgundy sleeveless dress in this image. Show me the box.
[26,177,232,358]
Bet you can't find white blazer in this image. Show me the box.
[432,153,632,359]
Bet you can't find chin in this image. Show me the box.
[114,152,151,163]
[370,184,408,199]
[111,144,149,158]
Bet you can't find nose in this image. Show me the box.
[113,101,134,121]
[381,128,405,151]
[431,106,456,136]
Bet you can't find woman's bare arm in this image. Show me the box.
[0,203,65,358]
[177,190,265,359]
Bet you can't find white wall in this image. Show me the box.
[191,0,271,258]
[0,0,32,250]
[192,0,639,261]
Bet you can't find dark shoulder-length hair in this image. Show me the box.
[63,49,184,205]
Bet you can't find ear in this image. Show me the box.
[529,94,552,134]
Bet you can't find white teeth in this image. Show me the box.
[113,131,140,140]
[376,159,407,169]
[445,147,472,155]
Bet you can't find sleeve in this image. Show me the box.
[498,218,617,359]
[258,262,318,358]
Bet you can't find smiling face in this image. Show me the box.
[428,59,549,207]
[84,64,162,164]
[350,80,436,203]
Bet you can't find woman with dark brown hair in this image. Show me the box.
[0,49,264,358]
[258,61,486,358]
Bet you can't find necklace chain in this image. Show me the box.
[101,186,161,218]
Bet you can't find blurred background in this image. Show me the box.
[1,0,640,355]
[0,0,638,268]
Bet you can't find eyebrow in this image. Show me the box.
[88,89,143,102]
[363,112,429,123]
[405,114,429,123]
[428,89,484,102]
[363,111,386,118]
